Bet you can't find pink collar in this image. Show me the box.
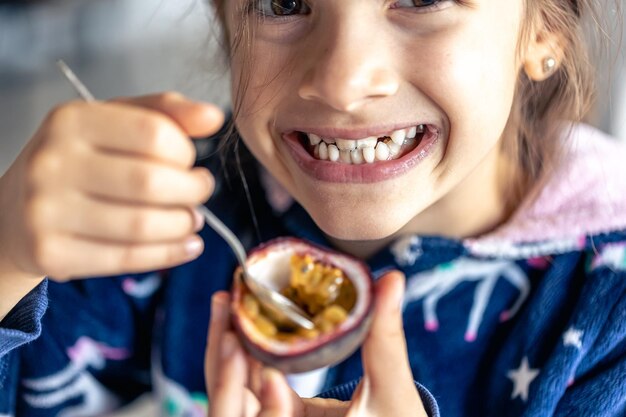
[469,124,626,255]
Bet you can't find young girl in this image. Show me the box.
[1,0,625,416]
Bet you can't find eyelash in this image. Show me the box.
[246,0,310,20]
[390,0,448,12]
[246,0,455,20]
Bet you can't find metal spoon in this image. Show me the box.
[56,60,315,330]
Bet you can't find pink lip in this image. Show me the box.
[282,127,440,184]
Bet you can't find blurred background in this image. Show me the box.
[0,0,230,175]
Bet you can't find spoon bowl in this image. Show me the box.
[196,206,315,330]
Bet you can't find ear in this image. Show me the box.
[523,29,566,82]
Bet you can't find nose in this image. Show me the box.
[298,14,400,112]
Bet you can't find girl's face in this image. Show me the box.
[224,0,526,244]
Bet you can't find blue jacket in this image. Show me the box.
[1,124,625,416]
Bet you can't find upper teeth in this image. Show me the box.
[305,125,425,163]
[309,134,322,146]
[307,125,423,149]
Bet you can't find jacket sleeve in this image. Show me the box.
[0,273,163,416]
[0,279,48,414]
[0,279,48,358]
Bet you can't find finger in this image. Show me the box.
[248,357,264,400]
[209,332,248,417]
[361,271,415,393]
[258,369,293,417]
[38,233,203,280]
[301,397,350,417]
[344,379,368,417]
[244,390,262,417]
[53,101,198,168]
[48,194,203,243]
[72,151,213,205]
[114,92,225,138]
[206,292,232,399]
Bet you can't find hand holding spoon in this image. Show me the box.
[56,60,315,330]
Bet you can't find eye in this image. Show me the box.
[391,0,444,9]
[271,0,307,15]
[254,0,311,17]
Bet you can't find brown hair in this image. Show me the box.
[211,0,620,206]
[505,0,619,207]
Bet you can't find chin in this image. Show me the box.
[309,207,408,241]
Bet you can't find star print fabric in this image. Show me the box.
[1,124,626,417]
[319,232,626,417]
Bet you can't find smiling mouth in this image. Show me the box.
[296,124,431,164]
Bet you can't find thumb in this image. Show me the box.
[361,271,414,393]
[113,92,225,138]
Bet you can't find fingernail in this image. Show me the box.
[185,236,204,257]
[221,333,237,359]
[391,271,406,310]
[202,169,215,195]
[206,105,225,124]
[193,209,204,232]
[210,293,228,322]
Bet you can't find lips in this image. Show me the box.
[282,124,440,183]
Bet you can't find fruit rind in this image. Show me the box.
[231,237,374,374]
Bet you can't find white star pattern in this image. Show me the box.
[562,327,584,349]
[507,356,540,402]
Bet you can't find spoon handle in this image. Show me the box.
[195,205,248,270]
[57,60,96,102]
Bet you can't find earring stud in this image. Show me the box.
[543,57,557,75]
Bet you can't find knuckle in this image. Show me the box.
[118,245,149,271]
[119,247,139,270]
[25,195,55,229]
[27,150,62,186]
[128,212,153,240]
[135,114,162,141]
[32,235,62,276]
[134,115,168,154]
[131,166,159,199]
[165,244,185,265]
[158,91,184,105]
[45,102,82,133]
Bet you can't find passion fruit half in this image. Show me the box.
[231,238,374,374]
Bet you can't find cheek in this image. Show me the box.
[231,49,300,201]
[410,15,521,152]
[230,40,303,187]
[230,49,281,154]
